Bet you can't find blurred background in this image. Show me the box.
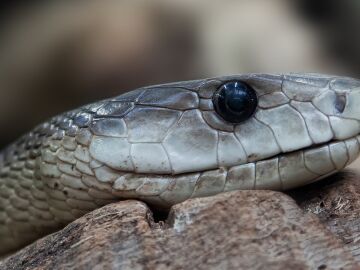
[0,0,359,149]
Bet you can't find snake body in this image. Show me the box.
[1,73,360,254]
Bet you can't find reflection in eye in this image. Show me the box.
[212,81,258,123]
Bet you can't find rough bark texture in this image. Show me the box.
[290,170,360,263]
[2,176,360,270]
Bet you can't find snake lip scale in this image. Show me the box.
[0,72,360,255]
[267,137,356,163]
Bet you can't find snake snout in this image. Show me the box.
[311,77,360,140]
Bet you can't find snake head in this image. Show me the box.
[2,73,360,255]
[80,73,360,191]
[3,73,360,255]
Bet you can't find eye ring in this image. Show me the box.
[212,81,258,123]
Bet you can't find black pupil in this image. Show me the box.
[213,81,258,123]
[227,89,247,112]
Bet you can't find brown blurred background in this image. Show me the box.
[0,0,359,149]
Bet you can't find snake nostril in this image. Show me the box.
[335,93,347,114]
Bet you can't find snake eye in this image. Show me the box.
[212,81,258,123]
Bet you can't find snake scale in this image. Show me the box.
[1,73,360,255]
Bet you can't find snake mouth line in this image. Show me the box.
[233,134,360,191]
[255,135,360,170]
[275,136,360,160]
[164,136,360,180]
[167,136,360,177]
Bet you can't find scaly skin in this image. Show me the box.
[1,73,360,254]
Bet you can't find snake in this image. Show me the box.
[0,73,360,255]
